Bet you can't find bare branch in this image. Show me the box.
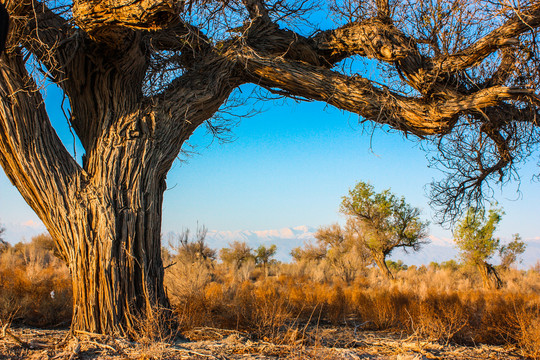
[147,21,210,53]
[433,3,540,72]
[5,0,84,86]
[433,3,540,73]
[150,52,242,162]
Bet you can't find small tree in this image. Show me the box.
[499,234,527,271]
[314,223,370,283]
[254,244,277,277]
[454,207,504,289]
[340,181,429,279]
[219,241,254,270]
[175,226,217,265]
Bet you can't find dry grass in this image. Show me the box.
[1,242,539,358]
[165,262,540,358]
[0,236,72,327]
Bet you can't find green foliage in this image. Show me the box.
[386,259,408,272]
[254,244,277,267]
[499,234,526,270]
[454,207,503,265]
[340,181,430,256]
[219,241,254,269]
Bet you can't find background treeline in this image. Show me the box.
[1,229,539,358]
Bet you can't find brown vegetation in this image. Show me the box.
[0,234,71,327]
[1,235,539,358]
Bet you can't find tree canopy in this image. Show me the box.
[3,0,540,224]
[453,207,512,289]
[454,207,502,266]
[340,181,429,278]
[219,241,254,269]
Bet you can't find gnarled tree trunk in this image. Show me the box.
[69,142,170,334]
[0,52,170,335]
[0,37,235,334]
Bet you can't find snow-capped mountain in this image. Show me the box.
[189,225,317,262]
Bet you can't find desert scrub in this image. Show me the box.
[1,238,539,357]
[0,234,72,327]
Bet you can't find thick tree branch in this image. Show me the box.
[147,21,210,52]
[242,0,270,21]
[72,0,181,44]
[375,0,390,19]
[310,3,539,73]
[312,19,416,65]
[0,52,84,252]
[241,53,535,136]
[150,52,242,166]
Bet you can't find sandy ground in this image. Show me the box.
[0,326,528,359]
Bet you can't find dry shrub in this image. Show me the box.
[128,305,180,343]
[164,263,540,354]
[0,237,72,327]
[406,290,469,343]
[347,287,409,329]
[1,235,539,357]
[515,306,540,359]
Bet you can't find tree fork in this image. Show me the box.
[0,49,179,336]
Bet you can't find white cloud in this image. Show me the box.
[21,219,44,228]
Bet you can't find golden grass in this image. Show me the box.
[1,242,539,358]
[165,263,540,358]
[0,239,72,327]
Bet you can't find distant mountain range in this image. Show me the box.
[5,221,539,268]
[168,226,540,269]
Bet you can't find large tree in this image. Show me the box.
[1,0,539,335]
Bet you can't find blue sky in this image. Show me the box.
[1,82,539,246]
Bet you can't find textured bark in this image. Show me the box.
[373,252,393,280]
[477,262,503,290]
[72,0,180,44]
[0,52,169,334]
[0,25,236,334]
